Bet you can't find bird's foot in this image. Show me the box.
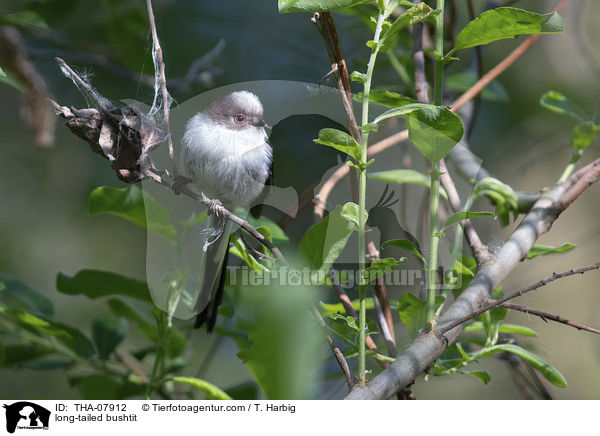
[201,193,224,216]
[172,175,193,195]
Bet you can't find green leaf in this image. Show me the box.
[278,0,369,13]
[89,185,176,241]
[350,71,367,84]
[91,315,128,360]
[527,243,576,259]
[463,321,537,337]
[540,91,588,123]
[0,11,49,30]
[21,354,73,371]
[477,344,567,387]
[224,381,259,400]
[72,374,121,400]
[363,257,406,283]
[369,169,448,199]
[454,7,564,52]
[382,239,425,263]
[355,90,417,108]
[0,303,95,358]
[473,177,519,226]
[298,205,356,278]
[463,370,491,385]
[246,215,289,243]
[446,72,509,102]
[170,376,233,400]
[107,298,158,341]
[408,107,464,162]
[0,344,54,368]
[56,269,152,303]
[397,293,444,339]
[314,128,362,162]
[571,122,600,149]
[229,234,268,272]
[382,3,432,40]
[442,211,495,231]
[340,202,367,229]
[0,273,53,317]
[374,104,464,162]
[369,169,429,187]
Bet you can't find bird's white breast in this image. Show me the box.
[181,113,272,208]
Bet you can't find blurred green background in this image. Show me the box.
[0,0,599,399]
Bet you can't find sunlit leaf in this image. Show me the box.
[477,344,566,387]
[314,128,362,162]
[381,3,432,40]
[454,7,564,52]
[527,243,576,260]
[540,91,588,123]
[382,239,425,263]
[170,377,233,400]
[571,122,599,150]
[279,0,369,13]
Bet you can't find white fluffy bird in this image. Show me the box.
[180,91,272,331]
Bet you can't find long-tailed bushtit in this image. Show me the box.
[181,91,272,331]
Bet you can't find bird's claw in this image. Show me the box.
[172,175,193,195]
[201,193,223,216]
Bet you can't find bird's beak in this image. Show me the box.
[253,119,269,128]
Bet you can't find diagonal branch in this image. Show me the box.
[497,301,600,336]
[345,156,600,399]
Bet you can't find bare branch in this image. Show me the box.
[312,306,358,390]
[497,301,600,336]
[146,0,178,177]
[439,263,600,336]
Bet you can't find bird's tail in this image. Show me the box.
[193,215,232,332]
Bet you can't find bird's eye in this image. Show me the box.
[233,113,245,124]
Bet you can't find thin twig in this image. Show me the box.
[497,301,600,335]
[439,159,492,265]
[437,263,600,336]
[146,0,178,177]
[312,306,358,390]
[113,350,149,383]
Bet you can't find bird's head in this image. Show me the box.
[205,91,267,130]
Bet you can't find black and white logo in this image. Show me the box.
[3,402,50,434]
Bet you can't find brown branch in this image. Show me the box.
[312,306,358,390]
[497,301,600,336]
[438,262,600,336]
[0,27,55,147]
[146,0,178,177]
